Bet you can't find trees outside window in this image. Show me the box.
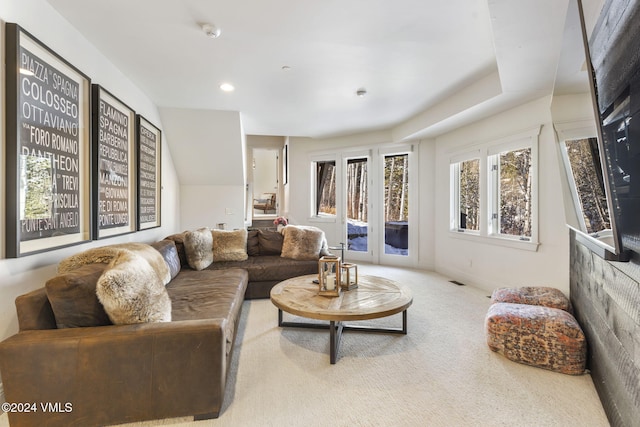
[564,138,610,233]
[449,128,539,247]
[496,148,532,238]
[459,159,480,231]
[314,160,336,216]
[384,154,409,255]
[346,158,368,251]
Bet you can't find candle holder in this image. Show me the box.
[340,262,358,290]
[318,256,341,297]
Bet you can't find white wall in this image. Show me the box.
[159,108,247,231]
[433,96,571,293]
[252,150,278,197]
[180,185,245,231]
[0,1,180,343]
[159,108,245,187]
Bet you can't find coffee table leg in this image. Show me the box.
[277,310,408,364]
[402,309,407,334]
[329,321,344,364]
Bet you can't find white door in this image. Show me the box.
[342,152,373,263]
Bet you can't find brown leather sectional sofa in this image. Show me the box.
[0,230,318,426]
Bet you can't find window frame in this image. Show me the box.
[448,127,540,251]
[449,150,482,235]
[487,140,537,241]
[309,154,338,222]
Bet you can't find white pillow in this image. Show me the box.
[183,227,213,270]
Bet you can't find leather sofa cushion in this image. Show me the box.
[151,239,181,279]
[167,268,248,322]
[45,263,112,328]
[205,255,318,282]
[164,231,188,267]
[15,287,57,331]
[247,230,260,256]
[258,230,283,255]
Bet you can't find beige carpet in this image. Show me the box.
[1,265,610,427]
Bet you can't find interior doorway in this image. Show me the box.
[252,148,279,220]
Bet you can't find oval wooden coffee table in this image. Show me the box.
[270,274,413,364]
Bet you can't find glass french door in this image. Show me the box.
[382,153,409,256]
[344,155,370,262]
[342,147,415,266]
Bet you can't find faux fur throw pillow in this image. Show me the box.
[184,227,213,270]
[58,242,171,285]
[280,225,330,261]
[212,228,248,262]
[96,251,171,324]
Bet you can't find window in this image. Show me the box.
[451,158,480,232]
[491,147,532,239]
[563,138,610,234]
[346,158,368,251]
[449,127,539,249]
[313,160,336,216]
[384,153,409,255]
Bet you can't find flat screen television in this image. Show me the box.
[578,0,640,260]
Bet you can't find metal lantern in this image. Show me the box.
[340,262,358,290]
[318,256,341,297]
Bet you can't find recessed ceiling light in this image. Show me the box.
[356,88,367,97]
[281,65,292,71]
[220,83,235,92]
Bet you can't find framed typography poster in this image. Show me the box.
[4,23,92,257]
[92,85,136,239]
[136,115,161,230]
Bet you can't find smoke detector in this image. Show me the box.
[201,23,221,39]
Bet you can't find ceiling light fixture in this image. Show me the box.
[220,83,235,92]
[356,88,367,97]
[201,23,221,39]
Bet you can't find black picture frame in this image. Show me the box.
[92,85,137,239]
[4,23,92,257]
[136,115,161,230]
[283,142,289,185]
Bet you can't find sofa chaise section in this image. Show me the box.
[0,243,248,427]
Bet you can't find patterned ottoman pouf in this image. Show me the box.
[485,302,586,375]
[490,286,572,313]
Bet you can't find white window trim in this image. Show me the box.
[448,126,541,251]
[309,153,338,222]
[554,119,598,233]
[378,144,418,265]
[449,151,482,234]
